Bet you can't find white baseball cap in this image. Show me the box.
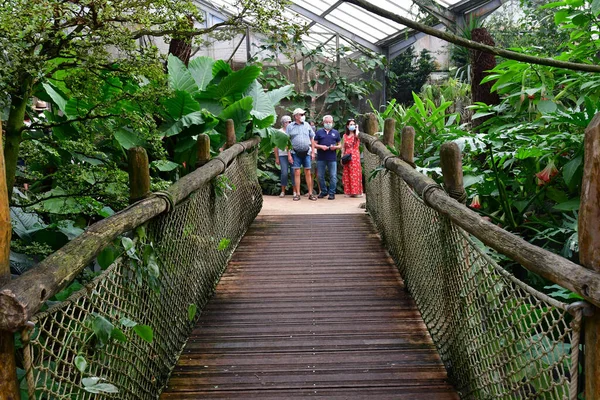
[292,108,306,115]
[280,115,292,123]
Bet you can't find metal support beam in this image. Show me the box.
[411,0,457,27]
[246,27,251,62]
[386,24,445,59]
[289,3,381,53]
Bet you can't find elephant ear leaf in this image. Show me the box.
[167,54,198,94]
[246,81,275,128]
[218,97,253,137]
[199,65,261,103]
[188,56,215,91]
[160,90,203,137]
[266,84,294,105]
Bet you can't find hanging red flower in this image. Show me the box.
[469,195,481,209]
[535,160,558,185]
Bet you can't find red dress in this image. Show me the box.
[342,133,363,195]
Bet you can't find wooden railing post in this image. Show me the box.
[400,126,415,167]
[580,113,600,399]
[0,119,20,399]
[225,119,236,149]
[128,147,150,204]
[364,113,379,136]
[440,142,466,204]
[383,118,395,147]
[196,134,211,167]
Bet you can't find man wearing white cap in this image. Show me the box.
[286,108,317,201]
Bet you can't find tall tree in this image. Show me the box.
[0,0,288,198]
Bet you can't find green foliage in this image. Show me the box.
[388,47,437,105]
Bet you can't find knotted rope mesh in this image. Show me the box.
[21,151,262,399]
[364,149,584,400]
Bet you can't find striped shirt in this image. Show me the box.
[286,121,314,153]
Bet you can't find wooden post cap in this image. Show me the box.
[225,119,236,149]
[364,113,379,136]
[383,118,395,147]
[440,142,466,203]
[196,134,211,167]
[400,126,415,167]
[128,147,150,204]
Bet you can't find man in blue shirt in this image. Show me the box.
[313,115,341,200]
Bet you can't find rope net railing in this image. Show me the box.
[363,147,585,400]
[19,150,262,399]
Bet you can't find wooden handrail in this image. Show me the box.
[0,137,260,332]
[360,132,600,308]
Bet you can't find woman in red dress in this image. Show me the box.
[342,119,363,197]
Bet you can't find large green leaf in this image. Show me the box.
[161,111,205,137]
[114,128,146,149]
[219,97,253,127]
[42,83,68,112]
[10,207,47,241]
[199,66,261,103]
[553,198,580,211]
[163,90,201,119]
[188,57,215,91]
[270,128,290,150]
[167,54,198,93]
[562,156,582,189]
[266,84,294,105]
[246,81,274,121]
[212,60,233,82]
[64,98,92,118]
[196,99,223,116]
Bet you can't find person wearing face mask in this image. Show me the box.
[274,115,295,197]
[342,118,363,197]
[286,108,317,201]
[313,115,341,200]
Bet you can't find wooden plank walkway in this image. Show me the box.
[161,214,459,399]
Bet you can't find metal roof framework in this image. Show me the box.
[197,0,508,60]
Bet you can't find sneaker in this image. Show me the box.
[308,194,318,201]
[328,194,335,200]
[293,194,301,201]
[318,192,327,199]
[279,192,285,198]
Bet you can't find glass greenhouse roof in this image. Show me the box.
[200,0,499,56]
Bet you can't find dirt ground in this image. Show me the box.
[259,194,367,215]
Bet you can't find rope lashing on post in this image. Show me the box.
[153,190,175,214]
[446,188,467,204]
[213,157,228,171]
[381,155,396,168]
[420,183,443,206]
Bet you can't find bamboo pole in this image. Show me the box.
[128,147,150,204]
[383,118,395,147]
[196,134,211,167]
[0,137,260,332]
[579,113,600,399]
[440,142,466,204]
[400,126,415,167]
[0,119,20,399]
[359,132,600,308]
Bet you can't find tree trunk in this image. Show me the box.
[4,77,32,199]
[0,118,20,399]
[470,28,500,131]
[166,16,193,65]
